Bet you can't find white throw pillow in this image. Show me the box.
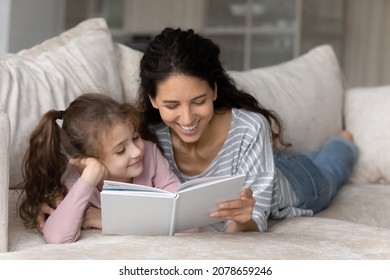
[0,18,123,188]
[229,45,345,152]
[345,85,390,183]
[114,43,143,102]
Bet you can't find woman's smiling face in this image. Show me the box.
[150,74,217,144]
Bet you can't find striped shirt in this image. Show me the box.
[152,108,313,232]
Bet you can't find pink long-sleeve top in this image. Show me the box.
[42,140,181,244]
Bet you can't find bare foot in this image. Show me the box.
[340,130,353,141]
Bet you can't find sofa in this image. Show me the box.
[0,18,390,260]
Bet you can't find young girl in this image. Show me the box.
[18,93,181,243]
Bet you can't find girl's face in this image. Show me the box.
[101,122,144,182]
[150,74,217,144]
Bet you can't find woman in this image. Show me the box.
[137,27,358,233]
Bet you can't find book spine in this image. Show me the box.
[169,194,179,236]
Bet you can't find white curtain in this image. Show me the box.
[344,0,390,87]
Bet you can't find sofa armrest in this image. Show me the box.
[0,112,10,252]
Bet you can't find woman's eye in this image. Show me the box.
[193,99,206,105]
[165,104,178,109]
[116,148,126,155]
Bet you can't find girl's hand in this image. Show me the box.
[82,206,102,229]
[69,157,109,189]
[36,195,64,232]
[210,187,258,232]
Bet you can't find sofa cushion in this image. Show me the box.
[345,85,390,183]
[0,18,123,188]
[229,45,345,152]
[0,112,10,252]
[7,187,390,259]
[114,43,143,102]
[316,183,390,229]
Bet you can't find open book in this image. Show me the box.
[100,174,246,236]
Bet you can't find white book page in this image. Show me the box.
[103,180,170,194]
[102,190,174,198]
[174,174,246,233]
[176,175,233,192]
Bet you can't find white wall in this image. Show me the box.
[0,0,11,53]
[1,0,65,53]
[343,0,390,87]
[123,0,205,33]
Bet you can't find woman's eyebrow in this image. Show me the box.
[161,94,207,103]
[161,100,179,104]
[192,94,207,100]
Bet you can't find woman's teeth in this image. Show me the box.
[180,123,197,131]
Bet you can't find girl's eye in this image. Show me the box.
[116,147,126,155]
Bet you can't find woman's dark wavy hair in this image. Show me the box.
[17,93,141,229]
[138,27,290,148]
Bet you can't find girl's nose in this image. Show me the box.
[129,142,142,158]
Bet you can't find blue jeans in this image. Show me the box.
[274,137,358,213]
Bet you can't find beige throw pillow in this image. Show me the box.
[0,18,123,188]
[229,45,345,153]
[345,85,390,183]
[114,43,143,102]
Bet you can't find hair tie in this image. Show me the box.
[57,110,65,120]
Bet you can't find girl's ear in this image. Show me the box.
[149,95,159,109]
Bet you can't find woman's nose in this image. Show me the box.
[180,106,194,125]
